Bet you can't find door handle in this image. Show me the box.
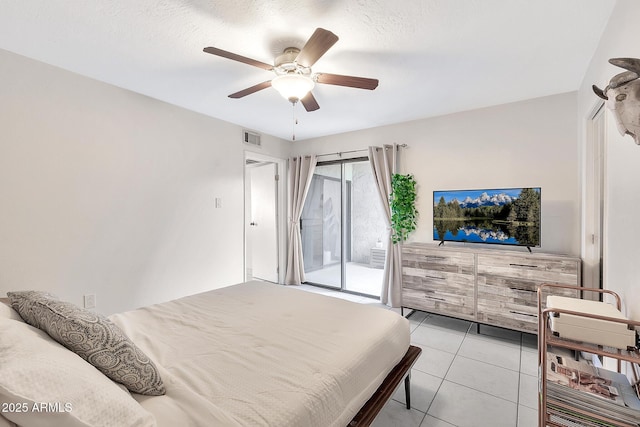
[250,222,257,226]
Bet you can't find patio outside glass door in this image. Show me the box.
[300,159,386,297]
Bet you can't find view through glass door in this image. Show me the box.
[300,158,386,297]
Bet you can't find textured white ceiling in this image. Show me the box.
[0,0,616,141]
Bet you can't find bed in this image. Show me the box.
[0,281,420,427]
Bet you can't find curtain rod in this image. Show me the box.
[316,143,407,158]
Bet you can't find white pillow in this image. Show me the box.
[0,317,156,427]
[0,301,22,322]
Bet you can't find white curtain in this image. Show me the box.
[284,155,317,285]
[368,144,402,307]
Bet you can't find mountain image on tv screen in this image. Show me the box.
[433,187,541,247]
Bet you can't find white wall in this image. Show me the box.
[3,21,617,317]
[294,92,580,256]
[0,48,290,315]
[578,0,640,320]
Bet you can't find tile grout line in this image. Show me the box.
[409,312,434,427]
[442,378,520,406]
[407,313,455,426]
[443,324,522,402]
[418,322,472,426]
[515,332,525,426]
[452,352,523,374]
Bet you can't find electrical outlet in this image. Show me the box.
[84,294,96,309]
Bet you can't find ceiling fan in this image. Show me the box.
[203,28,379,112]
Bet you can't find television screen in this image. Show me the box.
[433,187,541,247]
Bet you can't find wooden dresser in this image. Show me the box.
[401,243,581,333]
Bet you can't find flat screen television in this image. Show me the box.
[433,187,541,249]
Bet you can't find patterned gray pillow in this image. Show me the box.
[8,291,165,396]
[6,291,58,327]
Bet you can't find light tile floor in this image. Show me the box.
[295,284,538,427]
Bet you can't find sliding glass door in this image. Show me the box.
[301,158,386,297]
[301,163,342,288]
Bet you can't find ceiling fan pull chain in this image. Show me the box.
[292,102,296,141]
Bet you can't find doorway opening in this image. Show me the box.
[244,152,286,284]
[300,158,386,298]
[583,102,606,297]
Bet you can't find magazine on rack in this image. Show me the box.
[547,393,640,427]
[548,406,638,427]
[547,352,624,406]
[546,352,640,426]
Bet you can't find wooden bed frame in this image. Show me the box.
[1,297,421,426]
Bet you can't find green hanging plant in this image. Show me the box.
[390,174,418,244]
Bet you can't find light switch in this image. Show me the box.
[84,294,96,309]
[215,197,222,208]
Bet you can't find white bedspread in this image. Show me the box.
[109,281,410,427]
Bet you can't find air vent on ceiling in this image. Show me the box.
[243,130,261,147]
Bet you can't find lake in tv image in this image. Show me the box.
[433,187,541,247]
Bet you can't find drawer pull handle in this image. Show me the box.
[424,275,444,280]
[425,255,445,260]
[509,287,535,293]
[509,263,539,269]
[425,296,446,302]
[509,310,536,318]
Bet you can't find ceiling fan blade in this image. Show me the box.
[295,28,339,68]
[203,47,273,71]
[316,73,379,90]
[301,92,320,112]
[229,81,272,98]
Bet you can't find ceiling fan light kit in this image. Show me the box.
[203,28,379,112]
[271,74,315,103]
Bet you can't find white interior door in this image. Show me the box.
[249,162,278,283]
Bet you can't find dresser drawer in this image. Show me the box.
[477,274,541,298]
[476,304,538,333]
[403,247,475,275]
[477,254,579,284]
[477,275,578,297]
[402,287,475,319]
[403,267,474,311]
[403,268,474,290]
